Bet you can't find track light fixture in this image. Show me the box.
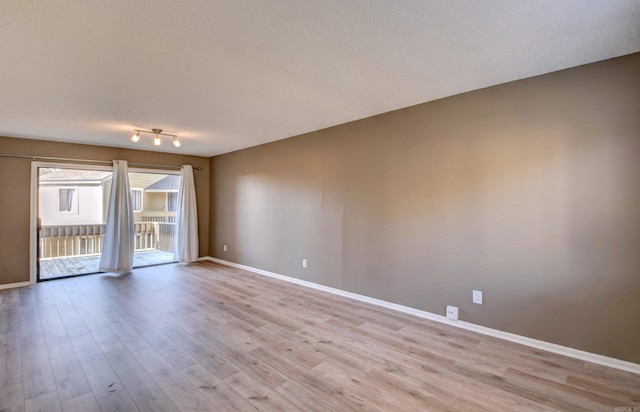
[131,128,181,148]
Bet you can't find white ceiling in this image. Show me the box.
[1,1,639,157]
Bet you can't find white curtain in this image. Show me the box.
[99,160,135,272]
[175,165,199,263]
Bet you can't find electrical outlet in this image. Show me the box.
[446,305,459,321]
[302,259,308,268]
[223,244,227,252]
[473,290,483,305]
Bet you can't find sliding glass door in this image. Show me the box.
[129,171,180,268]
[37,166,113,279]
[36,165,180,280]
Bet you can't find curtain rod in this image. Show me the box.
[0,153,203,171]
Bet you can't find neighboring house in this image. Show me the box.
[39,169,111,226]
[139,175,180,223]
[39,169,179,225]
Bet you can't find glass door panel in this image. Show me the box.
[38,166,112,280]
[129,171,180,267]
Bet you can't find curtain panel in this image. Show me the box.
[99,160,135,272]
[175,164,199,263]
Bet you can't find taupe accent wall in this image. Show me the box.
[211,53,640,363]
[0,137,210,284]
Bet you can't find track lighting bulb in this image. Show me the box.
[131,128,181,148]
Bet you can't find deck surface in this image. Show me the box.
[39,250,175,279]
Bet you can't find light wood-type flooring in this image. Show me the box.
[1,261,638,411]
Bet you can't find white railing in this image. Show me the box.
[140,216,176,223]
[39,223,175,258]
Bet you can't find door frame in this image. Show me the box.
[30,161,181,283]
[30,162,114,284]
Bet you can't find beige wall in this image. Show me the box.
[211,53,640,363]
[0,137,210,284]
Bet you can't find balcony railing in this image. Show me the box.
[140,216,176,223]
[39,222,176,259]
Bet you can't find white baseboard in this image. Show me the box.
[0,280,32,291]
[204,256,640,375]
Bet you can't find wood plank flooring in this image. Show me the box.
[1,261,639,411]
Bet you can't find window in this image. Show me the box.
[167,192,178,212]
[131,189,143,212]
[59,188,75,212]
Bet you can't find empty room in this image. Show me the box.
[1,1,639,411]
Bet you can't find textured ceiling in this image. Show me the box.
[1,1,639,156]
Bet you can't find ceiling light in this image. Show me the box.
[131,128,181,148]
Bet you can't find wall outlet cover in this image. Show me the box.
[473,290,483,304]
[446,305,459,321]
